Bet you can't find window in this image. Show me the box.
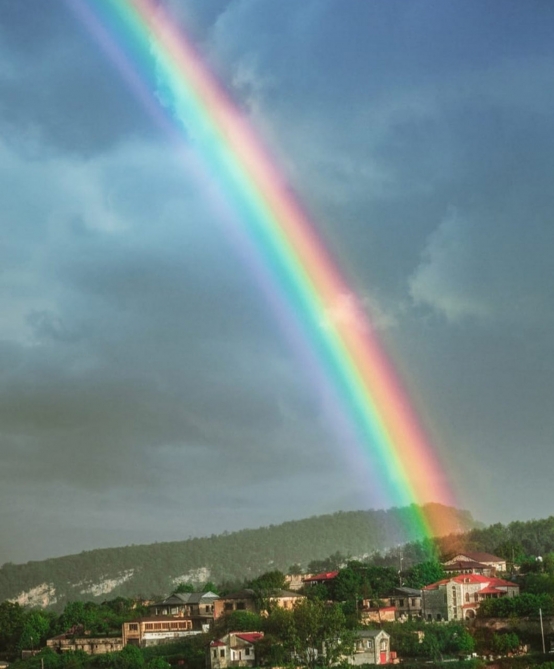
[145,624,154,630]
[465,593,470,603]
[474,593,479,602]
[224,603,233,611]
[237,602,246,610]
[220,649,225,658]
[128,624,138,631]
[213,650,217,658]
[411,598,417,606]
[245,648,250,656]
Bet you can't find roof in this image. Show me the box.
[220,589,256,600]
[452,552,505,563]
[443,560,489,570]
[185,591,219,604]
[152,591,219,606]
[356,630,389,639]
[393,586,422,596]
[210,641,226,648]
[270,589,304,598]
[235,632,264,644]
[423,574,518,590]
[127,616,194,623]
[302,571,339,582]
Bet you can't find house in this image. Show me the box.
[360,604,396,624]
[423,574,519,621]
[209,632,263,669]
[148,591,219,630]
[361,587,423,622]
[444,552,507,574]
[284,573,305,591]
[266,589,305,611]
[388,587,423,619]
[46,634,123,655]
[122,617,199,647]
[443,560,494,577]
[346,630,390,665]
[302,571,339,586]
[214,590,257,619]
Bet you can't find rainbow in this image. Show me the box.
[69,0,456,537]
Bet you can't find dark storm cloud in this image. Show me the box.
[1,0,554,562]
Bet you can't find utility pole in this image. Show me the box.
[540,607,546,654]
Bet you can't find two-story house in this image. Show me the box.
[423,574,519,621]
[148,591,219,631]
[213,590,257,619]
[209,632,263,669]
[443,552,507,575]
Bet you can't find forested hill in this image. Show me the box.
[0,503,473,608]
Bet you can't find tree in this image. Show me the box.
[173,583,194,593]
[289,599,354,669]
[0,601,25,653]
[146,658,171,669]
[491,632,520,655]
[404,561,445,589]
[116,644,145,669]
[249,570,286,593]
[19,610,53,652]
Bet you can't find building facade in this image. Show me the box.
[47,634,123,655]
[213,590,257,619]
[148,591,219,631]
[346,630,390,665]
[122,617,198,647]
[209,632,264,669]
[423,574,519,621]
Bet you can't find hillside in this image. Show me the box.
[0,503,474,608]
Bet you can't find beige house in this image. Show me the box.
[360,605,396,624]
[209,632,263,669]
[122,617,198,647]
[46,634,123,655]
[214,590,257,619]
[444,552,507,574]
[423,574,519,621]
[266,589,305,611]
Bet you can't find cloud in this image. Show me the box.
[409,212,490,322]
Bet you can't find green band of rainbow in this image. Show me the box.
[71,0,456,538]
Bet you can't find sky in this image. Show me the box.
[1,0,554,565]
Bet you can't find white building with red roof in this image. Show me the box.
[444,552,507,574]
[209,632,264,669]
[422,574,519,621]
[302,570,339,586]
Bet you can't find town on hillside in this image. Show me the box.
[1,546,554,669]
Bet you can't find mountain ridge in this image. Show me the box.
[0,503,476,609]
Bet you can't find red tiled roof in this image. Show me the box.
[303,571,339,582]
[210,641,226,647]
[424,574,518,590]
[235,633,264,644]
